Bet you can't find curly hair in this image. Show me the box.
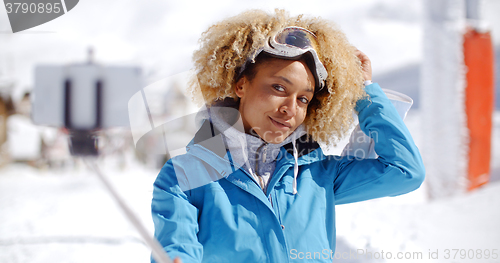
[188,9,367,145]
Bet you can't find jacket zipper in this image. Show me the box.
[273,189,291,263]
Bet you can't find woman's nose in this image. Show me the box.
[279,97,297,117]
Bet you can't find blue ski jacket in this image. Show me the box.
[151,83,425,263]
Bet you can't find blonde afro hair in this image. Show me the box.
[189,9,367,145]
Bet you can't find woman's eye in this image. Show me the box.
[298,97,309,104]
[273,85,285,92]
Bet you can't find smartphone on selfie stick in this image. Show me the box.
[31,50,173,263]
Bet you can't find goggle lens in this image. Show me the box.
[274,27,318,50]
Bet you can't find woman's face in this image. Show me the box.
[235,58,315,144]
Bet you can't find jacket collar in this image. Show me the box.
[188,119,324,172]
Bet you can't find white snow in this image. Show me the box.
[0,158,158,263]
[6,114,41,160]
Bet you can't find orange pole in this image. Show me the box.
[463,27,495,191]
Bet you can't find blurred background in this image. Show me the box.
[0,0,499,262]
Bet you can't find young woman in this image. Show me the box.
[151,9,425,263]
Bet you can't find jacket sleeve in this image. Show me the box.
[331,83,425,205]
[151,159,203,263]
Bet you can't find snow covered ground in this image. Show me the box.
[0,110,499,263]
[0,156,157,263]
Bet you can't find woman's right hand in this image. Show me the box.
[173,257,183,263]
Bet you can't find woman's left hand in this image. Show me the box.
[355,49,372,81]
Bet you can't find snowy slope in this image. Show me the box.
[0,159,156,263]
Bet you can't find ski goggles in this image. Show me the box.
[238,26,328,92]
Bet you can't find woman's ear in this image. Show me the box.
[235,76,247,98]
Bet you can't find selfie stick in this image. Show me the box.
[83,158,173,263]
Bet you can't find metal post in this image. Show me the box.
[83,158,173,263]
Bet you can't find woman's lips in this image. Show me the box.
[269,116,292,130]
